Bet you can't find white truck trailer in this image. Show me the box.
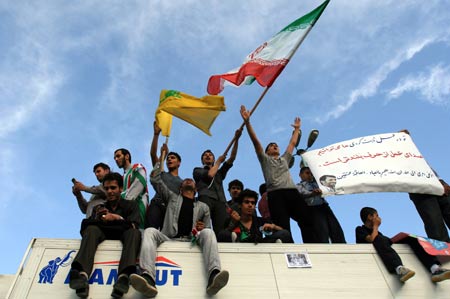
[5,238,450,298]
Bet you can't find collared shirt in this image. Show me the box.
[296,180,327,206]
[193,162,232,202]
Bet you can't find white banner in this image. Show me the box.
[301,132,444,196]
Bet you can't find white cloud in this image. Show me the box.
[387,64,450,105]
[0,38,64,139]
[316,38,435,124]
[98,1,277,111]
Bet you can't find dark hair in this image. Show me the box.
[201,149,214,161]
[360,207,377,222]
[319,174,336,183]
[93,162,110,172]
[237,189,259,205]
[167,152,181,162]
[265,142,277,153]
[103,172,123,188]
[228,179,243,190]
[114,148,131,163]
[300,167,310,174]
[258,183,266,195]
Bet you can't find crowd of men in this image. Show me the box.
[69,108,450,298]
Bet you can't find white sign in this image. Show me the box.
[301,132,444,196]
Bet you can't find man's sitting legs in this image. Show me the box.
[69,225,106,298]
[111,227,142,298]
[130,228,169,297]
[197,228,229,295]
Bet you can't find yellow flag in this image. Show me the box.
[155,90,226,136]
[155,110,173,137]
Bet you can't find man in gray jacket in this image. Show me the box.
[72,162,110,218]
[130,164,229,298]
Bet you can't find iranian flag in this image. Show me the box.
[207,0,330,95]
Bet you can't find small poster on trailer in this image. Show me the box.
[285,252,312,268]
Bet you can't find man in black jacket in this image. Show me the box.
[69,172,141,298]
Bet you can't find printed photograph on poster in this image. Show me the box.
[285,252,312,268]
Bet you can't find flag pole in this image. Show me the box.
[220,22,313,157]
[222,86,271,156]
[159,136,169,171]
[220,0,330,156]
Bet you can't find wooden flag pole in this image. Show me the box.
[222,86,271,156]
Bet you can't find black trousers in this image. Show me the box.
[373,235,439,273]
[267,189,315,243]
[146,199,166,230]
[310,204,346,243]
[409,193,450,242]
[72,225,141,276]
[198,195,228,236]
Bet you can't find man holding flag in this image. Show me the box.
[240,106,315,243]
[206,2,330,241]
[193,129,242,236]
[146,121,183,231]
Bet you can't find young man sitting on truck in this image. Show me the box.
[356,207,450,283]
[69,172,141,298]
[130,164,229,297]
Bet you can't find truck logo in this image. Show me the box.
[48,255,183,286]
[38,250,76,284]
[155,256,182,286]
[78,256,182,286]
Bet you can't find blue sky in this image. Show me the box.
[1,0,450,275]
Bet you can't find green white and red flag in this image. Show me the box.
[207,0,330,95]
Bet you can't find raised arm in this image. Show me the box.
[150,163,173,203]
[208,155,226,179]
[150,121,161,166]
[72,186,88,214]
[285,117,301,154]
[226,129,242,164]
[73,180,104,195]
[240,105,263,155]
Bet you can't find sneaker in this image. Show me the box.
[231,232,237,243]
[69,269,89,298]
[398,267,415,282]
[206,269,229,296]
[431,268,450,282]
[111,274,130,298]
[275,239,283,243]
[130,273,158,298]
[111,288,123,298]
[75,286,89,299]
